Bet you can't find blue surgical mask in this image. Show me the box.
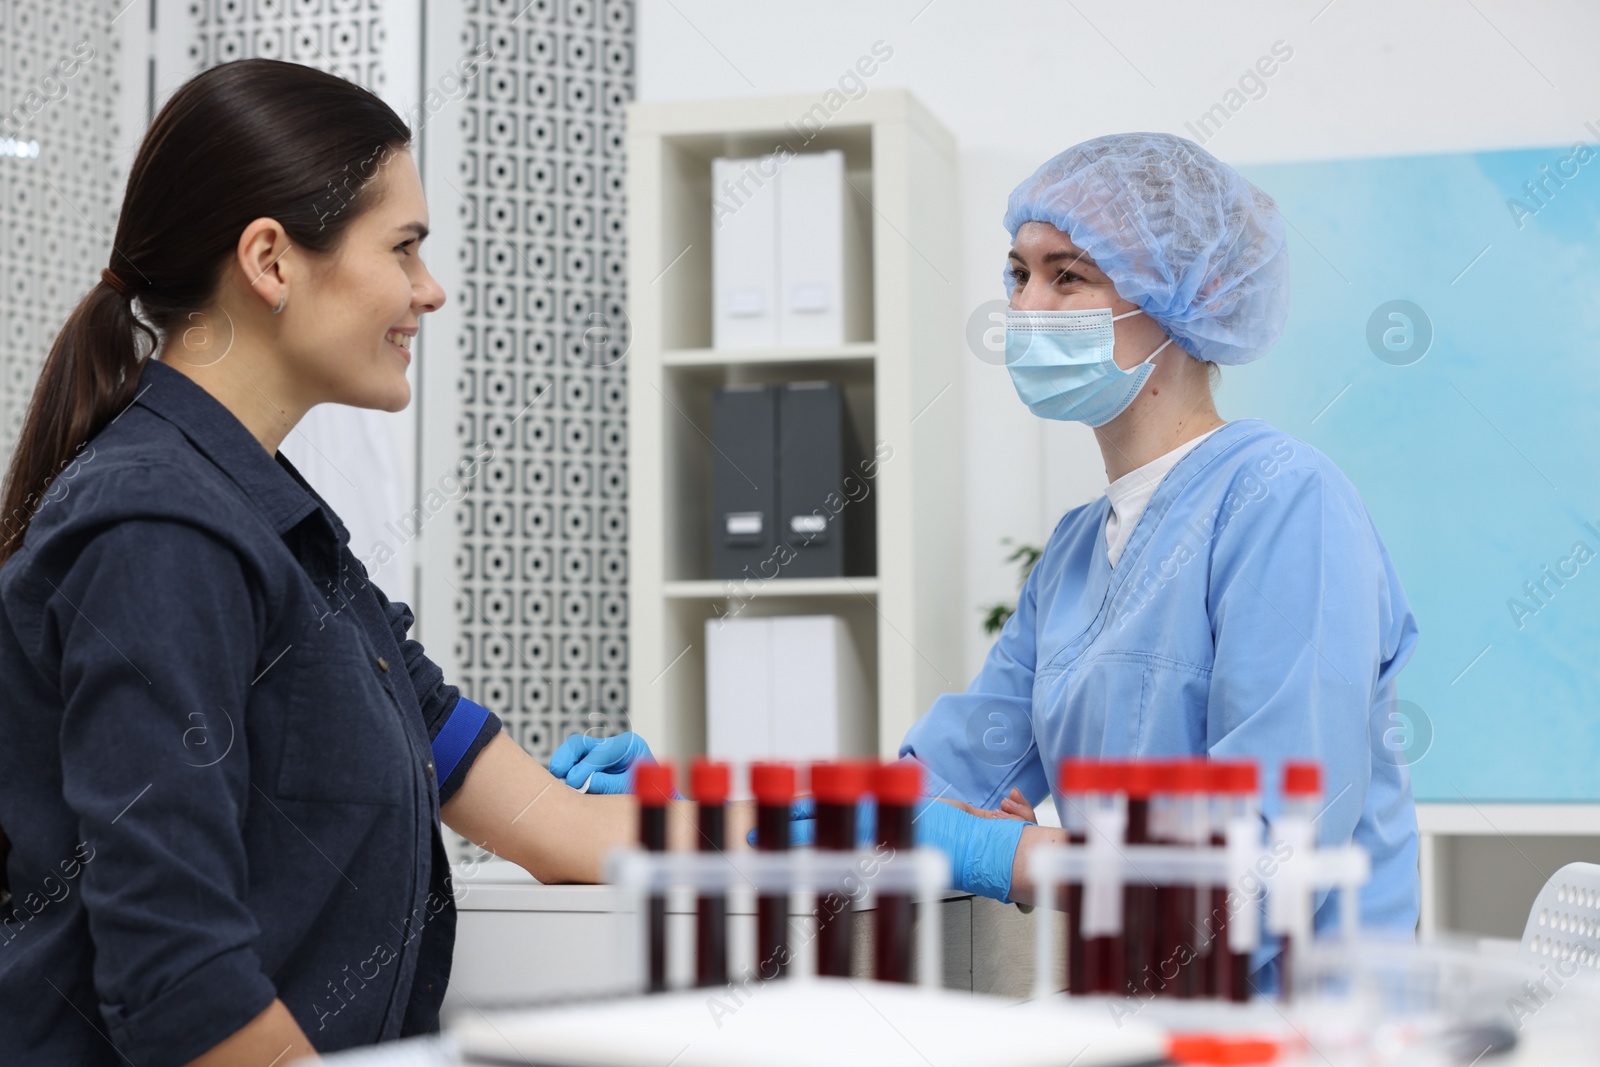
[1004,307,1174,427]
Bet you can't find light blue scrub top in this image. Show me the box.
[901,418,1420,944]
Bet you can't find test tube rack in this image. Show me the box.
[603,846,951,992]
[1026,816,1371,1001]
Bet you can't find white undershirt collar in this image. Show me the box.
[1104,425,1223,567]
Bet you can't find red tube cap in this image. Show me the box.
[690,758,730,803]
[634,761,675,807]
[1124,760,1160,799]
[1163,758,1208,794]
[811,760,872,804]
[1283,761,1322,798]
[1207,759,1259,795]
[1097,759,1130,795]
[874,760,922,805]
[1060,758,1120,794]
[1059,758,1095,794]
[750,762,796,805]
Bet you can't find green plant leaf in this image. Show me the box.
[982,538,1045,637]
[981,602,1015,636]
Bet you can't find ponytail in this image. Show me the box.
[0,269,154,565]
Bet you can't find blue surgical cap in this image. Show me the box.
[1002,132,1288,365]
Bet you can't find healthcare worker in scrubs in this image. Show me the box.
[552,133,1420,983]
[902,132,1420,950]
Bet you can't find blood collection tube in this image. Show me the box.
[1192,761,1222,999]
[1208,759,1260,1003]
[1122,760,1160,997]
[691,758,730,989]
[1082,760,1128,995]
[1058,758,1093,996]
[1157,759,1207,999]
[1148,759,1175,998]
[1273,761,1321,1001]
[813,760,869,978]
[873,760,920,984]
[634,760,675,993]
[751,761,795,981]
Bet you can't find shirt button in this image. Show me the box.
[426,759,436,776]
[376,656,390,672]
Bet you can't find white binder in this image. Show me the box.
[711,150,870,350]
[775,150,842,348]
[711,155,779,350]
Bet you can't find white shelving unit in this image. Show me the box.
[625,90,963,761]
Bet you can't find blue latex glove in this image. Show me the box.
[548,732,654,794]
[746,797,1029,902]
[914,800,1029,902]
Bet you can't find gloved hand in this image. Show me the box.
[914,798,1029,902]
[548,732,655,794]
[746,797,1029,902]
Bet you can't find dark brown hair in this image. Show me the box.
[0,59,411,898]
[0,58,412,566]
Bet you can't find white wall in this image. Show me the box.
[636,0,1600,683]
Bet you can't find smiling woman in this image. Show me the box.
[0,58,660,1067]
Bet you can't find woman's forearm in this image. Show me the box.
[1007,823,1070,908]
[443,732,633,882]
[440,733,753,883]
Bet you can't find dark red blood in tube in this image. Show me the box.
[751,762,796,981]
[1195,761,1222,999]
[1084,761,1127,995]
[1123,761,1159,997]
[634,761,674,993]
[1209,759,1259,1003]
[873,761,920,984]
[1159,759,1207,999]
[691,759,730,989]
[813,760,869,978]
[1059,758,1096,996]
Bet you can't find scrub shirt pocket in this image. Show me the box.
[1035,650,1153,754]
[276,638,411,806]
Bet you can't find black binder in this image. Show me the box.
[777,381,873,579]
[710,380,874,581]
[710,385,778,580]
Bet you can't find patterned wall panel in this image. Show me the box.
[186,0,388,93]
[451,0,634,759]
[0,2,120,472]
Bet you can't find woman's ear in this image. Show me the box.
[234,217,293,314]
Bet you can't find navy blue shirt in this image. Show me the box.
[0,358,502,1065]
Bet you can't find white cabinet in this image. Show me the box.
[446,859,981,1004]
[626,89,964,763]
